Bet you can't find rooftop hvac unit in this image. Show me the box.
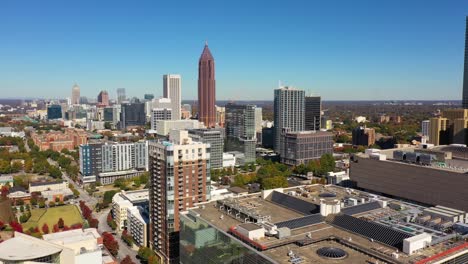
[393,151,404,161]
[419,154,433,165]
[406,152,418,163]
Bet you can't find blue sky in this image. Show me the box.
[0,0,467,100]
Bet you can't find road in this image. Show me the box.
[97,208,140,263]
[47,157,140,263]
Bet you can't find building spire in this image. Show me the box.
[205,40,208,46]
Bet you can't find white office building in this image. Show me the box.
[163,74,181,120]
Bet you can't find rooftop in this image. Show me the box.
[188,185,462,264]
[0,232,63,261]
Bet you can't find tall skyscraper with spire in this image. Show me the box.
[198,42,216,127]
[463,16,468,108]
[71,83,80,105]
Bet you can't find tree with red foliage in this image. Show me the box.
[102,232,119,256]
[63,225,70,231]
[34,226,40,233]
[57,218,64,228]
[121,255,135,264]
[53,224,59,233]
[1,186,9,199]
[88,218,99,228]
[71,223,83,230]
[9,221,23,233]
[0,221,5,230]
[42,223,49,234]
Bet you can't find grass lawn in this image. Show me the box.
[23,205,83,230]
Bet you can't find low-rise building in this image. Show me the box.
[112,189,149,230]
[0,230,113,264]
[155,120,202,136]
[280,130,333,166]
[127,205,149,247]
[0,175,13,187]
[29,181,72,201]
[31,128,88,152]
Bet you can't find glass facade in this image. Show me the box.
[180,213,275,264]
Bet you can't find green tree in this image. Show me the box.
[48,166,63,179]
[261,176,288,190]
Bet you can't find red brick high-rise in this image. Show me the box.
[197,43,216,127]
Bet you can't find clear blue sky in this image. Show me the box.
[0,0,467,100]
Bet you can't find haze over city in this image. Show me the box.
[1,0,468,100]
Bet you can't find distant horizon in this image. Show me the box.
[0,97,463,103]
[1,1,467,100]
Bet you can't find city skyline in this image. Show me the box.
[1,1,468,100]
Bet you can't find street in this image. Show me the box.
[47,157,140,263]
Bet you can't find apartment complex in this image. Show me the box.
[429,109,468,145]
[273,86,305,152]
[188,128,224,169]
[305,95,321,131]
[149,130,210,263]
[31,128,88,152]
[225,103,257,164]
[79,141,148,184]
[352,126,376,146]
[112,189,149,231]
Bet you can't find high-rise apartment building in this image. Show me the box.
[71,83,80,105]
[149,130,210,263]
[150,108,172,131]
[117,88,126,104]
[352,126,376,146]
[97,90,109,106]
[198,43,216,127]
[255,107,263,133]
[421,120,430,141]
[225,103,257,164]
[429,109,468,145]
[120,103,146,129]
[188,128,224,169]
[163,74,181,120]
[215,106,225,127]
[273,86,305,153]
[463,17,468,109]
[305,95,321,131]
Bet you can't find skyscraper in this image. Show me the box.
[273,86,305,152]
[117,88,126,104]
[149,130,210,263]
[163,74,181,120]
[120,103,146,130]
[198,43,216,127]
[463,17,468,109]
[71,83,80,105]
[225,103,257,164]
[97,90,109,106]
[305,95,321,131]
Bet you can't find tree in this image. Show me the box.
[102,232,119,256]
[11,161,23,173]
[261,176,288,190]
[319,153,336,173]
[138,247,155,262]
[121,255,136,264]
[48,166,63,179]
[88,218,99,228]
[0,221,4,230]
[9,221,23,233]
[53,224,60,233]
[58,218,64,228]
[103,190,118,206]
[49,201,55,207]
[42,223,49,234]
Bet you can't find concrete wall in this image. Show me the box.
[349,158,468,211]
